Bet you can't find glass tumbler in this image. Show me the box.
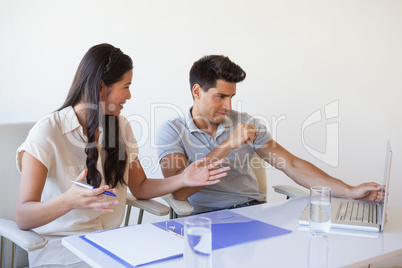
[309,186,331,237]
[184,216,212,268]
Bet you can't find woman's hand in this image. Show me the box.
[66,169,119,212]
[182,158,230,187]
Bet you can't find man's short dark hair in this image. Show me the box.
[189,55,246,97]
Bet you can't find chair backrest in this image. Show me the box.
[251,154,267,199]
[0,122,35,220]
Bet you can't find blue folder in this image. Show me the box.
[152,210,292,250]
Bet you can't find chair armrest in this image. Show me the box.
[126,192,170,216]
[162,194,194,216]
[272,185,309,199]
[0,219,47,252]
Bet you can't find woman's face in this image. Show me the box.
[100,70,133,116]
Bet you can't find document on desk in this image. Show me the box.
[153,210,292,250]
[82,224,183,267]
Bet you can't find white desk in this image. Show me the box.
[62,197,402,268]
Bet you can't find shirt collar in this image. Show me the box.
[59,106,82,135]
[184,107,200,133]
[59,105,106,146]
[185,107,233,135]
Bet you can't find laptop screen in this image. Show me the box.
[380,140,392,231]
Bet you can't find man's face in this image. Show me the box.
[194,79,236,125]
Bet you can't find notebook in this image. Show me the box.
[299,140,392,232]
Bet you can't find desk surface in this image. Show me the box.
[62,197,402,268]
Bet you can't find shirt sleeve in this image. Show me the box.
[249,116,272,151]
[156,120,186,161]
[16,119,53,173]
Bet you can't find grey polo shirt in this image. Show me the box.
[156,108,272,213]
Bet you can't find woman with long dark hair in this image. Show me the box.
[15,43,229,267]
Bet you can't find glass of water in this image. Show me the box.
[184,216,212,268]
[309,186,331,237]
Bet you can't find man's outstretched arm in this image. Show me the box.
[256,140,383,202]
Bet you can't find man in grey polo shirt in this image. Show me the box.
[156,55,383,214]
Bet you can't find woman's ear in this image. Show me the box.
[99,80,106,100]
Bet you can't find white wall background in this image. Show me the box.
[1,0,401,207]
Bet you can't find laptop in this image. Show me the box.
[299,140,393,232]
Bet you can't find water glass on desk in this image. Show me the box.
[309,186,331,237]
[184,217,212,268]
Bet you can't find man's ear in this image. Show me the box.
[192,84,202,100]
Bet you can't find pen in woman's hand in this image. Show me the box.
[71,180,117,197]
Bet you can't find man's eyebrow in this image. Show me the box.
[216,93,235,97]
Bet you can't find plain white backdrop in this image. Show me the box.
[1,0,401,208]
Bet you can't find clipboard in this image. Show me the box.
[82,224,183,267]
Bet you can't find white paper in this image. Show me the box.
[84,224,183,267]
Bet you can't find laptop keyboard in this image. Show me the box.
[336,201,377,223]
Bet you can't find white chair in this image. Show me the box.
[162,154,308,218]
[0,122,47,268]
[124,193,169,226]
[0,122,169,267]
